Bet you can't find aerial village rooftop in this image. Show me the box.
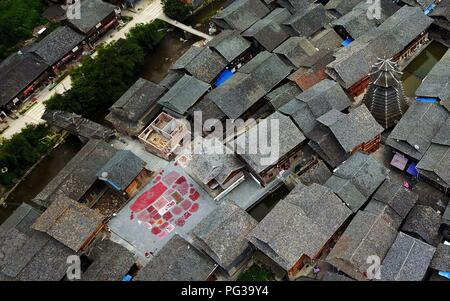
[1,0,450,282]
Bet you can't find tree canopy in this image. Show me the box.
[45,20,167,116]
[0,0,46,60]
[162,0,193,22]
[0,124,55,187]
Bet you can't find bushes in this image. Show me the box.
[0,0,46,60]
[0,124,55,187]
[162,0,193,22]
[237,263,274,281]
[45,20,167,117]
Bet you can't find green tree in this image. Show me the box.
[0,0,46,60]
[45,21,167,117]
[0,124,54,187]
[162,0,193,22]
[127,20,167,53]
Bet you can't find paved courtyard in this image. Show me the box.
[108,161,216,262]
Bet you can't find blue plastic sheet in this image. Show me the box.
[406,161,419,178]
[215,69,234,87]
[341,37,354,47]
[416,97,438,103]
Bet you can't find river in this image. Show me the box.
[0,135,83,223]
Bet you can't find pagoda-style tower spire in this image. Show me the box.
[363,57,408,129]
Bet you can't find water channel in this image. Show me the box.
[402,41,448,97]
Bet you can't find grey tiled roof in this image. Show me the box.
[374,6,433,49]
[33,139,117,208]
[429,1,450,21]
[331,1,399,39]
[273,37,319,68]
[97,150,146,191]
[277,0,313,14]
[283,3,333,37]
[298,79,351,118]
[325,0,364,16]
[280,98,318,135]
[378,232,435,281]
[363,199,403,229]
[386,102,449,161]
[279,79,351,135]
[298,160,332,186]
[134,235,217,281]
[307,127,348,168]
[68,0,118,34]
[206,30,251,62]
[43,110,116,141]
[25,26,85,66]
[32,197,105,252]
[326,209,398,281]
[322,105,384,153]
[372,177,418,221]
[416,48,450,101]
[209,52,292,119]
[332,3,377,39]
[430,243,450,272]
[327,6,433,89]
[212,0,270,32]
[235,111,306,173]
[17,237,76,281]
[0,52,48,106]
[82,239,136,281]
[158,69,184,90]
[0,203,75,281]
[242,8,291,52]
[171,46,228,83]
[249,183,351,271]
[416,143,450,188]
[325,152,389,212]
[185,137,244,189]
[327,41,378,89]
[158,74,210,115]
[266,82,301,110]
[191,200,257,271]
[109,78,165,122]
[401,205,441,246]
[188,96,226,123]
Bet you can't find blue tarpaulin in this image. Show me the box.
[424,4,435,15]
[341,37,354,47]
[215,69,234,87]
[438,271,450,280]
[122,274,133,281]
[416,97,438,103]
[406,161,419,178]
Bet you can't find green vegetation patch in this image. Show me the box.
[0,0,47,60]
[45,20,168,117]
[0,124,57,188]
[238,262,274,281]
[162,0,193,22]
